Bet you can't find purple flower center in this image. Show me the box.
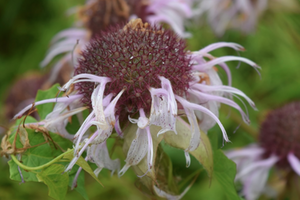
[259,102,300,168]
[75,20,192,115]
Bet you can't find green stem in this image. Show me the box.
[11,149,73,171]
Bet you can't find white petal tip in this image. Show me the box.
[118,164,130,177]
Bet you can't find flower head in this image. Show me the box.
[194,0,268,36]
[75,19,192,114]
[226,101,300,200]
[16,19,258,181]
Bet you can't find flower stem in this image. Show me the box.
[11,149,74,171]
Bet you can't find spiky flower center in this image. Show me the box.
[75,19,192,115]
[259,102,300,168]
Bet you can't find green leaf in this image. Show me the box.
[37,164,69,200]
[213,150,239,200]
[63,150,103,187]
[35,83,60,120]
[65,114,81,135]
[66,109,90,135]
[68,165,89,200]
[163,118,213,179]
[8,116,73,182]
[8,159,38,182]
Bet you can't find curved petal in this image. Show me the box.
[287,152,300,176]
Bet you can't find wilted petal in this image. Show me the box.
[44,106,87,140]
[92,125,113,144]
[91,82,108,130]
[184,108,201,153]
[154,184,191,200]
[119,127,148,176]
[87,142,120,176]
[149,77,177,136]
[150,92,177,136]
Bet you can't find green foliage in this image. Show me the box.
[37,164,69,200]
[213,150,239,200]
[35,83,61,120]
[8,116,72,182]
[7,116,90,200]
[68,165,89,200]
[63,150,103,187]
[5,83,92,200]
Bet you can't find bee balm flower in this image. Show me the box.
[194,0,268,36]
[16,19,258,177]
[226,102,300,200]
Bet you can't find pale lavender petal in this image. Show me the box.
[189,89,249,123]
[87,142,120,176]
[51,28,87,43]
[197,42,245,55]
[13,94,82,119]
[191,84,256,109]
[236,155,278,180]
[66,131,98,172]
[226,145,264,160]
[60,74,111,91]
[103,89,124,126]
[192,56,259,71]
[46,54,72,84]
[243,166,270,200]
[44,107,86,140]
[146,126,153,170]
[119,127,148,176]
[41,45,75,67]
[91,82,108,130]
[216,62,232,86]
[176,95,229,142]
[287,152,300,176]
[114,115,123,137]
[73,111,95,148]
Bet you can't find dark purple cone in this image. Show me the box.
[75,21,192,115]
[259,102,300,168]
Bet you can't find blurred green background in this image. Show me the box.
[1,0,300,199]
